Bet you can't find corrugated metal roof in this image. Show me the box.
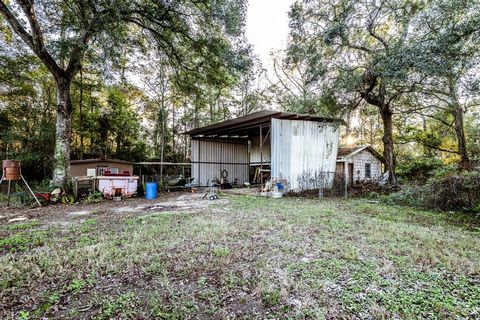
[185,110,345,137]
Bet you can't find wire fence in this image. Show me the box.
[137,164,352,197]
[287,171,348,198]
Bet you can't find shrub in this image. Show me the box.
[397,157,445,182]
[383,185,426,208]
[426,170,480,212]
[386,169,480,213]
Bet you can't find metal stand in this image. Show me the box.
[21,174,42,206]
[7,180,11,207]
[0,172,41,207]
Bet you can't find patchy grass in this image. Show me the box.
[0,195,479,319]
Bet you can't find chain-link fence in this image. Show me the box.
[137,164,352,198]
[290,171,348,198]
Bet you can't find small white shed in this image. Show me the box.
[336,145,384,185]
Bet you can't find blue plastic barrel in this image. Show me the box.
[145,182,157,199]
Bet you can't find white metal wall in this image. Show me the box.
[191,139,249,186]
[250,135,271,165]
[271,119,340,190]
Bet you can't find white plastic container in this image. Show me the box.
[269,191,283,198]
[97,176,139,198]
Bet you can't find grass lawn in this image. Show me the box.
[1,195,479,319]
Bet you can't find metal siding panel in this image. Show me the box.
[271,119,340,190]
[250,136,271,164]
[190,139,248,186]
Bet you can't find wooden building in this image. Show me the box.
[70,159,133,177]
[336,145,384,185]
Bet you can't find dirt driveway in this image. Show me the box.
[0,191,228,228]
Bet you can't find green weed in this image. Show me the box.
[262,289,281,307]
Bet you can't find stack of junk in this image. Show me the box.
[74,169,139,199]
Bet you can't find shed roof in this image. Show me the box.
[70,158,133,165]
[185,110,344,137]
[337,145,385,163]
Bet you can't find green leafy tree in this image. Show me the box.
[0,0,247,187]
[0,54,56,180]
[288,0,433,185]
[288,0,480,183]
[405,0,480,169]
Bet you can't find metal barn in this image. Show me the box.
[185,111,343,190]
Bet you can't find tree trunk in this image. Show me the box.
[79,68,84,159]
[171,105,175,155]
[52,77,73,188]
[448,78,471,169]
[116,134,121,155]
[210,102,214,123]
[453,104,470,169]
[380,105,397,185]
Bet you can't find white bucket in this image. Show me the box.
[269,191,283,199]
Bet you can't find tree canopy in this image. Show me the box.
[0,0,249,186]
[286,0,480,183]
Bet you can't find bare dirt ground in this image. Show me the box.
[0,191,226,227]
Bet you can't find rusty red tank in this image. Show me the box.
[3,160,21,181]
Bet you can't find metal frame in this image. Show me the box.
[259,124,271,186]
[0,168,41,207]
[185,110,345,137]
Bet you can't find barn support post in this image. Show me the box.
[260,124,263,186]
[198,139,201,187]
[220,141,223,184]
[262,128,270,148]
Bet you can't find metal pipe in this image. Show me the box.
[21,174,42,207]
[260,124,263,186]
[344,162,348,198]
[7,179,11,207]
[198,138,201,185]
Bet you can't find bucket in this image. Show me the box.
[269,191,283,199]
[145,182,157,200]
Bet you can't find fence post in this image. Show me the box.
[318,172,324,199]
